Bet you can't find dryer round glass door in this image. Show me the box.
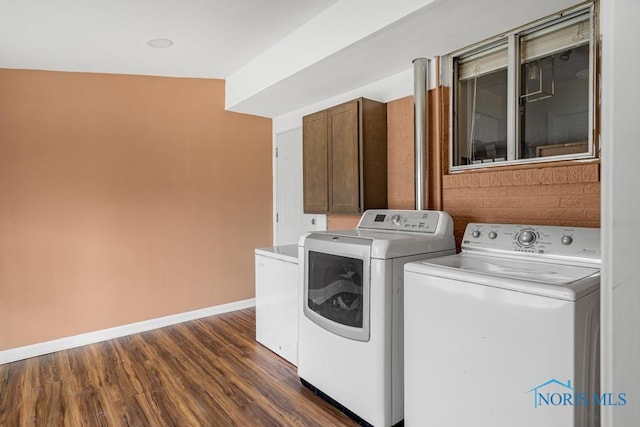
[303,234,371,342]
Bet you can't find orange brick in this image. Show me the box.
[489,196,559,209]
[444,207,480,219]
[480,207,527,220]
[483,198,526,208]
[581,164,600,182]
[488,171,503,187]
[444,174,460,188]
[444,186,500,199]
[443,187,474,199]
[584,183,601,195]
[585,209,601,221]
[537,183,584,196]
[526,169,542,185]
[566,166,584,183]
[470,187,503,197]
[511,170,527,185]
[478,173,492,187]
[389,200,415,210]
[560,196,600,209]
[497,185,536,197]
[442,175,457,189]
[530,196,562,208]
[466,173,482,188]
[552,167,569,184]
[530,208,587,220]
[541,168,555,184]
[496,170,513,186]
[328,214,360,230]
[483,197,560,210]
[447,198,484,208]
[462,172,479,188]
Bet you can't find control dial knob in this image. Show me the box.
[471,230,481,238]
[561,235,573,245]
[488,231,498,240]
[517,230,537,246]
[391,214,401,225]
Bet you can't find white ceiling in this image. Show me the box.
[0,0,337,78]
[0,0,584,118]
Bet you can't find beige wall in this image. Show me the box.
[0,69,272,350]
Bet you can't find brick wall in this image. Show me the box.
[328,88,601,240]
[443,163,600,247]
[387,96,416,210]
[327,213,360,229]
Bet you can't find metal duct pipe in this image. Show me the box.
[413,58,429,210]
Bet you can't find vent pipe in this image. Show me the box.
[413,58,430,210]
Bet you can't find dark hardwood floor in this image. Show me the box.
[0,308,357,426]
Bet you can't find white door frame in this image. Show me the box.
[273,127,326,246]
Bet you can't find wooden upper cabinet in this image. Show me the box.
[303,98,387,214]
[302,110,328,213]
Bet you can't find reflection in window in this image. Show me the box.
[520,16,591,159]
[455,61,508,165]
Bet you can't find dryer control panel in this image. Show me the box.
[462,223,601,262]
[357,209,452,235]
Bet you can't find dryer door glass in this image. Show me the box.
[308,251,364,328]
[303,234,371,342]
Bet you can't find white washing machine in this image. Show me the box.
[298,210,456,426]
[404,223,601,427]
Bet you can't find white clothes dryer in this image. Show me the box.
[297,210,456,426]
[404,223,601,427]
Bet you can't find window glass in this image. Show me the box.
[519,16,591,159]
[451,6,594,170]
[455,70,508,165]
[454,46,508,166]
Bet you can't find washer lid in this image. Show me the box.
[405,253,600,301]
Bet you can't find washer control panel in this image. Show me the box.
[357,209,449,233]
[462,223,600,261]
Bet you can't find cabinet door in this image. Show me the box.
[302,110,328,213]
[328,100,360,213]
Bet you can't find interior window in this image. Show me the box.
[451,4,595,170]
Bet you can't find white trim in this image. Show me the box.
[507,33,518,161]
[272,67,413,135]
[0,298,255,365]
[599,1,613,425]
[272,129,279,245]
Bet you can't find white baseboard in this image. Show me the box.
[0,298,255,365]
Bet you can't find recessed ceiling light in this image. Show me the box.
[147,38,174,48]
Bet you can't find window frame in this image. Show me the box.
[448,2,598,172]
